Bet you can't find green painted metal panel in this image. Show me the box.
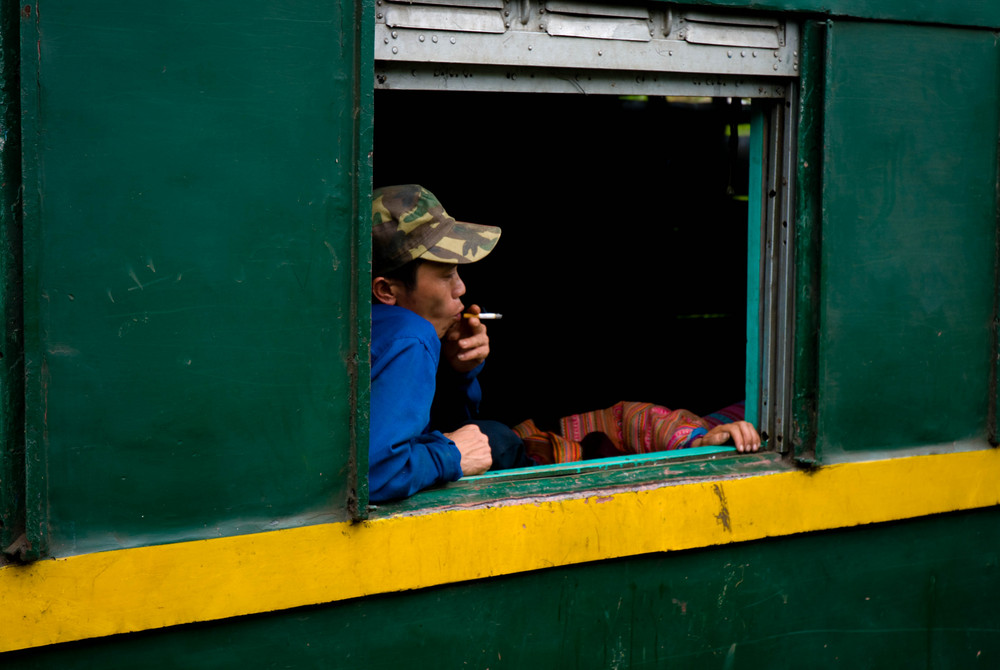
[18,0,41,559]
[791,20,825,460]
[5,506,999,667]
[0,0,22,556]
[816,21,1000,456]
[18,3,370,556]
[353,1,375,520]
[687,0,1000,30]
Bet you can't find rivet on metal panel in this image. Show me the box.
[668,50,673,56]
[419,35,425,42]
[598,50,603,56]
[432,35,438,43]
[752,51,757,58]
[528,44,533,50]
[450,37,456,44]
[727,50,732,58]
[773,63,779,71]
[391,31,398,39]
[741,50,746,57]
[376,12,383,19]
[384,37,390,44]
[392,47,398,54]
[539,23,545,30]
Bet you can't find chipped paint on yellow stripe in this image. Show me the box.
[2,448,1000,653]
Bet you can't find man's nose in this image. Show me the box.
[453,273,466,298]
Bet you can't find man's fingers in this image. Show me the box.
[731,427,747,451]
[457,346,489,362]
[448,423,493,476]
[449,319,485,344]
[458,332,488,350]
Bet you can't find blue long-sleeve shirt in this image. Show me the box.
[369,304,482,502]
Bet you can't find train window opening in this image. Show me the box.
[373,89,788,478]
[370,3,799,495]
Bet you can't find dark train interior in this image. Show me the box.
[375,89,751,429]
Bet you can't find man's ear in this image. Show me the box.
[372,277,398,305]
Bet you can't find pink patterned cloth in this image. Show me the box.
[514,401,745,466]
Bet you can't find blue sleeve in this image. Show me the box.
[369,334,463,502]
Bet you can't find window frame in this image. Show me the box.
[362,1,799,516]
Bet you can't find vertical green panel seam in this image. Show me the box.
[992,28,1000,445]
[17,1,43,560]
[745,108,763,430]
[791,20,827,462]
[0,0,23,560]
[351,0,375,519]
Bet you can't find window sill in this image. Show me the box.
[370,449,788,516]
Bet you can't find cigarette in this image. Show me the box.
[463,312,502,320]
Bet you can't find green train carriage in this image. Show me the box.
[1,0,999,666]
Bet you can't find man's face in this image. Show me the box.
[393,261,466,338]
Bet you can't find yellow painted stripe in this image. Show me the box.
[2,448,1000,653]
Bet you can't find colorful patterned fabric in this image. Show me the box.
[515,401,745,466]
[513,419,584,465]
[702,400,746,428]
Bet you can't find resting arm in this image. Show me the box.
[369,336,464,502]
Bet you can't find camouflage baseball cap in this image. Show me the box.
[371,184,501,275]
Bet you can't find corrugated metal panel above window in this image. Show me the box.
[375,0,799,79]
[383,0,506,33]
[680,12,784,49]
[544,2,652,41]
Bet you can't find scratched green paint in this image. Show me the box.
[815,21,1000,456]
[0,0,23,556]
[352,0,376,520]
[790,20,826,460]
[5,506,999,668]
[18,3,369,556]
